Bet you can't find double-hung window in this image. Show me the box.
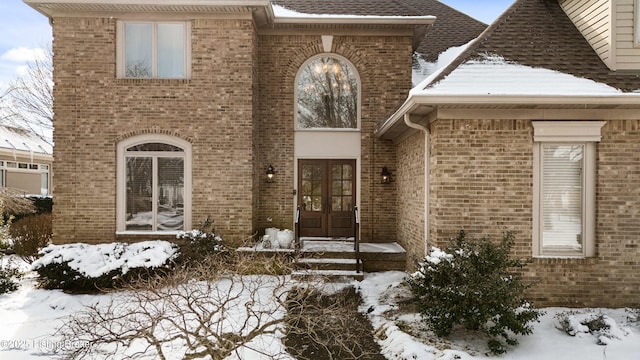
[117,21,191,79]
[532,121,605,257]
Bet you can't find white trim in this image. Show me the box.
[377,94,640,138]
[273,15,435,25]
[116,134,192,232]
[532,121,603,258]
[532,121,606,142]
[321,35,333,52]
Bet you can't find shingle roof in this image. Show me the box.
[272,0,487,61]
[428,0,640,92]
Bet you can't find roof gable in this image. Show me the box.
[426,0,640,93]
[274,0,487,59]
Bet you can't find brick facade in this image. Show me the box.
[52,17,258,244]
[256,34,407,242]
[51,14,409,246]
[395,115,640,307]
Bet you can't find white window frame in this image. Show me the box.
[532,121,605,258]
[116,134,192,233]
[294,54,362,131]
[116,20,191,79]
[636,0,640,47]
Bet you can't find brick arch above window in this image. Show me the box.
[283,38,370,82]
[114,129,193,144]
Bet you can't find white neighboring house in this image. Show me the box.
[0,125,52,196]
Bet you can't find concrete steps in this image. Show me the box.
[291,269,364,281]
[294,239,363,280]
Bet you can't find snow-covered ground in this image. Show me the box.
[1,258,639,359]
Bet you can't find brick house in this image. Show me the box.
[379,0,640,307]
[26,0,640,307]
[24,0,481,243]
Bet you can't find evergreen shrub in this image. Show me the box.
[0,262,21,294]
[407,230,541,354]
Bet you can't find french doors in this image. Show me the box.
[298,159,356,238]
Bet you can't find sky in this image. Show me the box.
[0,0,515,90]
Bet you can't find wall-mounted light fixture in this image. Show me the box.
[381,166,391,184]
[266,164,275,183]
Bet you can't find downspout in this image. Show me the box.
[403,114,430,255]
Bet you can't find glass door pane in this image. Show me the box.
[331,163,353,212]
[126,157,153,230]
[157,157,184,231]
[301,163,323,212]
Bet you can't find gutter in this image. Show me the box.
[378,93,640,138]
[403,114,430,255]
[272,15,435,26]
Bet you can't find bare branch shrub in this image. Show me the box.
[56,253,370,359]
[0,188,36,217]
[9,213,52,263]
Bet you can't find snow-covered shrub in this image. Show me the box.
[0,261,22,294]
[9,213,52,263]
[176,217,226,262]
[555,311,628,345]
[406,230,541,354]
[627,308,640,324]
[32,241,179,292]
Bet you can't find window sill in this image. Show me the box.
[531,256,598,265]
[115,78,190,85]
[116,231,181,236]
[295,128,361,132]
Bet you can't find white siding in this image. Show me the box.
[614,0,640,70]
[561,0,613,68]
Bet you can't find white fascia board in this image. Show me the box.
[25,0,270,5]
[377,93,640,137]
[273,15,435,26]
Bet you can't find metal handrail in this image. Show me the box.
[295,205,301,252]
[354,206,361,274]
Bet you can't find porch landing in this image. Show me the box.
[237,239,406,275]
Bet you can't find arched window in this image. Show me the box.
[117,135,191,232]
[296,56,360,129]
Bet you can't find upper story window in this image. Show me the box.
[295,56,360,129]
[117,21,191,79]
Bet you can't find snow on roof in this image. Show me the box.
[413,53,623,97]
[271,3,435,22]
[412,40,473,88]
[0,125,52,155]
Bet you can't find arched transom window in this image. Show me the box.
[117,135,191,232]
[296,56,359,129]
